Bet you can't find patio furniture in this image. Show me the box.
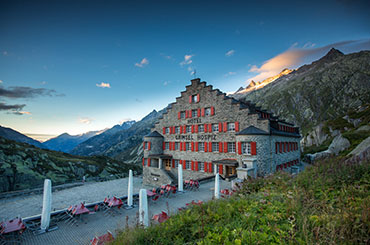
[152,211,169,223]
[0,218,26,244]
[104,197,123,216]
[90,230,114,245]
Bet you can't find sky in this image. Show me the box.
[0,0,369,141]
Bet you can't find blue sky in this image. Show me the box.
[0,0,369,140]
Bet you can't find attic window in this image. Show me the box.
[190,94,200,103]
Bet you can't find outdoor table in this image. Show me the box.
[72,203,91,215]
[108,197,123,208]
[0,218,26,235]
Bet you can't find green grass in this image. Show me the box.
[113,157,370,244]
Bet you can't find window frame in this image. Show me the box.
[242,142,251,155]
[199,162,205,172]
[212,123,219,132]
[212,142,219,152]
[199,142,205,152]
[228,122,235,132]
[228,142,236,153]
[198,124,204,132]
[185,160,191,170]
[186,125,191,133]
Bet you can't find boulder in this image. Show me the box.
[348,136,370,157]
[328,134,351,155]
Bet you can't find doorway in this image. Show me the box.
[164,159,171,170]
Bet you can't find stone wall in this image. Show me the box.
[143,167,172,187]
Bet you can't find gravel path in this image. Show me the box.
[0,177,143,220]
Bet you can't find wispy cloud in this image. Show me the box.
[135,58,149,68]
[0,80,3,84]
[13,111,31,116]
[2,51,8,56]
[119,118,132,124]
[246,39,370,83]
[0,102,26,111]
[160,53,173,60]
[224,71,236,77]
[79,117,93,124]
[180,54,194,66]
[163,81,171,86]
[225,50,235,57]
[0,86,62,98]
[96,82,111,88]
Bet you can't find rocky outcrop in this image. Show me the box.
[348,136,370,157]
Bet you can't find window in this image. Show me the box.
[212,123,219,132]
[212,142,219,152]
[192,95,198,103]
[205,107,211,116]
[185,160,191,170]
[192,109,197,118]
[180,111,185,119]
[186,125,191,133]
[165,127,170,134]
[242,142,251,155]
[175,142,179,150]
[198,124,204,132]
[199,162,205,172]
[228,123,235,132]
[175,126,180,134]
[174,160,179,168]
[199,142,205,152]
[186,142,191,151]
[165,142,169,150]
[228,142,236,153]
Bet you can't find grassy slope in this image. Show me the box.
[113,157,369,244]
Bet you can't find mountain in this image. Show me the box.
[231,48,370,139]
[235,68,293,95]
[0,125,44,148]
[42,120,135,153]
[70,109,165,162]
[0,136,141,192]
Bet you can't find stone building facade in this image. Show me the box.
[143,78,301,186]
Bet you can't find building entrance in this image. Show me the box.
[225,166,236,177]
[164,159,171,170]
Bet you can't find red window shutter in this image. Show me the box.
[238,142,242,155]
[189,110,192,118]
[204,162,208,172]
[235,121,240,132]
[179,142,182,151]
[163,142,165,150]
[284,142,286,152]
[219,122,222,132]
[204,142,208,152]
[189,95,192,103]
[142,158,145,166]
[209,142,212,152]
[191,161,194,170]
[191,125,195,133]
[172,159,175,168]
[218,165,223,174]
[223,122,227,132]
[251,142,257,155]
[195,125,198,133]
[183,125,186,133]
[197,108,201,117]
[163,127,166,134]
[195,142,199,152]
[201,108,205,117]
[183,161,186,169]
[148,158,151,167]
[148,142,151,150]
[224,142,228,153]
[143,142,146,150]
[219,142,223,152]
[196,94,200,103]
[178,111,181,119]
[185,110,188,118]
[204,124,208,133]
[180,126,183,134]
[169,142,172,151]
[191,142,194,152]
[208,124,212,132]
[211,106,215,116]
[209,163,213,173]
[183,142,186,151]
[195,161,199,171]
[279,142,282,153]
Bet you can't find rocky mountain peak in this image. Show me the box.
[320,48,344,62]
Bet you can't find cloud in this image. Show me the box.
[79,117,93,124]
[40,81,47,85]
[12,111,31,116]
[246,39,370,83]
[0,86,63,98]
[0,102,26,111]
[0,80,3,84]
[163,81,171,86]
[225,50,235,57]
[135,58,149,68]
[224,71,236,77]
[119,118,132,124]
[96,82,111,88]
[2,51,8,56]
[180,54,194,66]
[160,53,172,60]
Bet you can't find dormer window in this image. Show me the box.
[189,94,200,103]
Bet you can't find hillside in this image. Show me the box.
[113,156,370,244]
[70,109,166,162]
[232,49,370,138]
[0,136,141,192]
[0,125,44,148]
